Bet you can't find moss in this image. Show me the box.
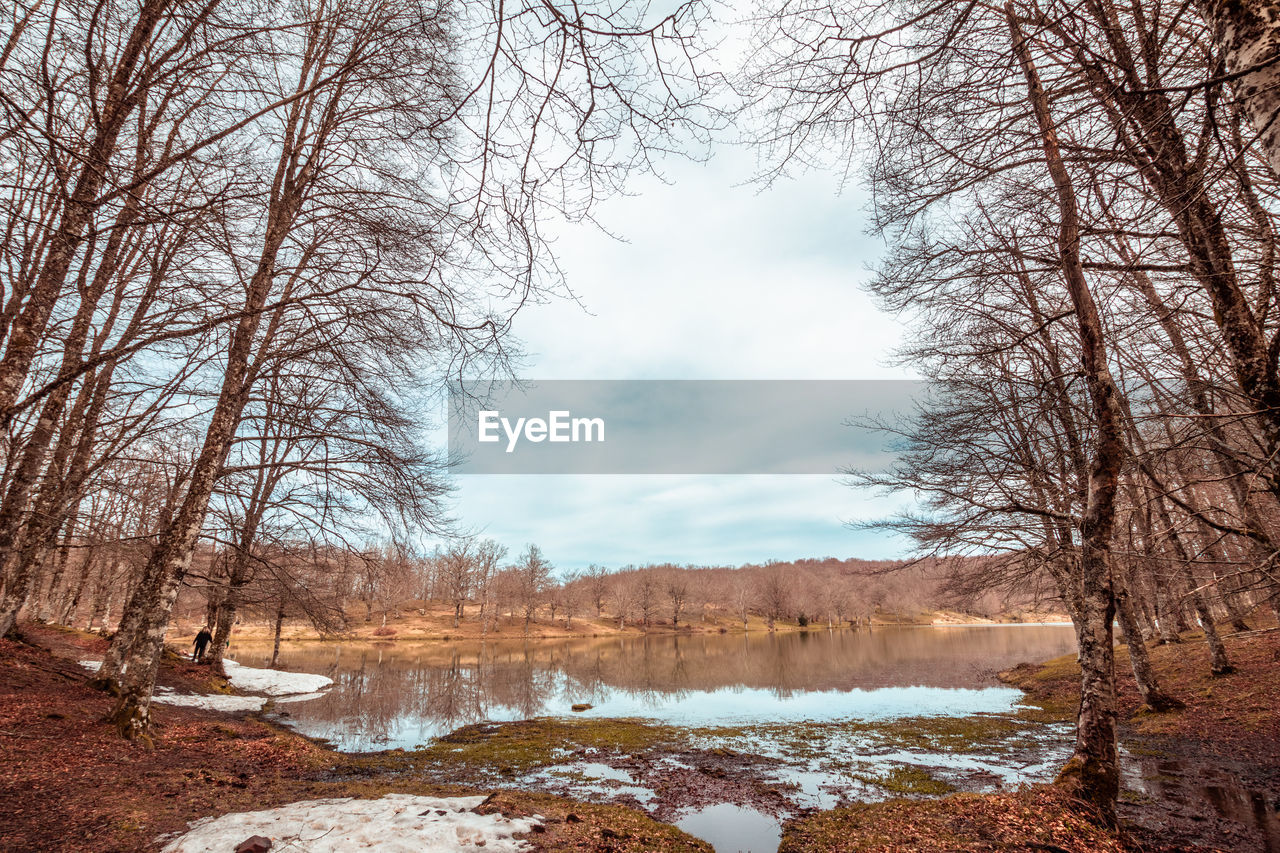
[408,717,687,776]
[852,764,955,796]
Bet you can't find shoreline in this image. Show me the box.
[5,619,1272,851]
[170,608,1073,646]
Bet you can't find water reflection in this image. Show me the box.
[229,625,1078,751]
[1126,755,1280,853]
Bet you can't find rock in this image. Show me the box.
[570,703,593,712]
[235,836,271,853]
[566,813,582,823]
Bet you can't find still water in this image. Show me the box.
[229,624,1079,752]
[228,625,1279,853]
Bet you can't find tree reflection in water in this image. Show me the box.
[233,625,1078,751]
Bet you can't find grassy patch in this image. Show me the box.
[408,717,687,776]
[852,764,955,796]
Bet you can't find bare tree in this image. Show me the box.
[513,544,552,634]
[438,540,477,629]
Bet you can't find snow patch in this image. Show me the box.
[223,659,333,695]
[76,658,329,712]
[152,687,267,712]
[158,794,540,852]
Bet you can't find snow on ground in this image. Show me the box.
[152,687,266,712]
[77,658,331,713]
[158,794,540,852]
[223,658,332,695]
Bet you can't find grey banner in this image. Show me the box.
[447,380,920,475]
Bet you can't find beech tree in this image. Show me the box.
[745,0,1280,821]
[0,0,718,740]
[512,544,553,633]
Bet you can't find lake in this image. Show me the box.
[230,624,1079,752]
[230,625,1085,852]
[226,624,1280,853]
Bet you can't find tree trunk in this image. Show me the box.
[0,188,145,637]
[1148,485,1237,677]
[207,576,241,678]
[1115,571,1183,711]
[0,0,171,428]
[102,174,304,734]
[1180,560,1236,675]
[271,605,285,668]
[1010,6,1124,820]
[58,552,95,627]
[1198,0,1280,176]
[1152,573,1183,644]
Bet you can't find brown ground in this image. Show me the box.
[0,624,710,852]
[1001,625,1280,773]
[779,787,1131,853]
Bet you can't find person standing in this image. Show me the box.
[192,626,213,662]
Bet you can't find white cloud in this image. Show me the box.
[442,122,915,567]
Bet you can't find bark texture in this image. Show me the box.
[1010,5,1125,821]
[1199,0,1280,176]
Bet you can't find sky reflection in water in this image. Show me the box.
[229,625,1078,752]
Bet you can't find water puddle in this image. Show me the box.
[532,762,656,804]
[675,803,781,853]
[1124,753,1280,853]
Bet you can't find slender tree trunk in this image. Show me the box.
[271,605,285,668]
[207,576,241,678]
[1152,569,1183,644]
[37,537,70,623]
[1115,567,1183,711]
[1011,8,1124,820]
[0,1,171,427]
[58,552,95,627]
[0,190,144,637]
[1180,560,1236,675]
[103,185,304,735]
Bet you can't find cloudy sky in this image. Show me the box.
[440,142,918,570]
